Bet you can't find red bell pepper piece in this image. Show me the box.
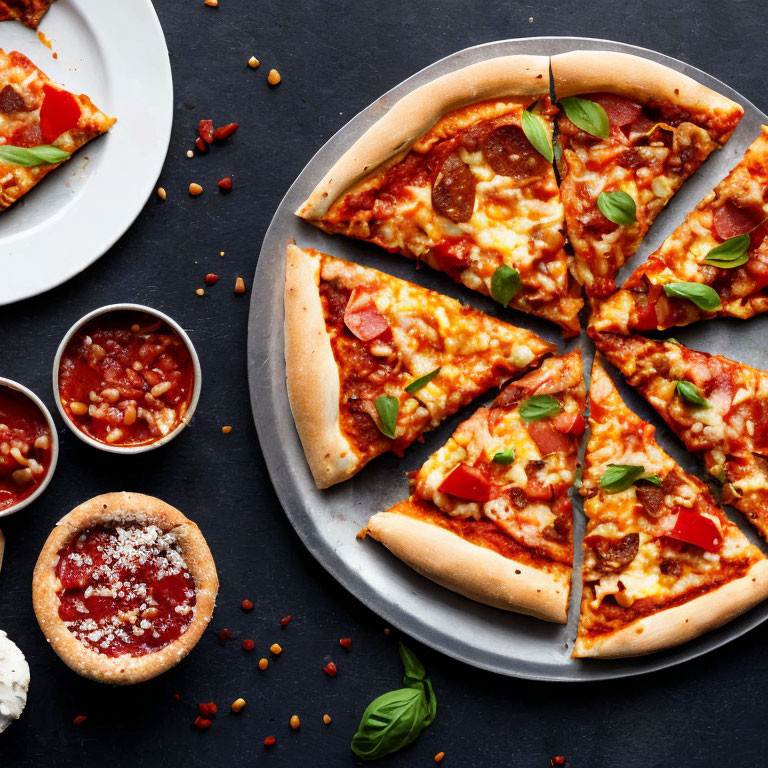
[343,289,390,342]
[439,464,491,502]
[668,507,721,553]
[39,84,81,144]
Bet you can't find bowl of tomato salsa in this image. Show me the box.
[54,305,202,453]
[0,378,58,517]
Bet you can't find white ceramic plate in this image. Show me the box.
[0,0,172,305]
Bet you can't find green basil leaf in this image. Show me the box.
[666,338,681,345]
[350,688,429,760]
[553,141,563,162]
[599,464,645,493]
[422,677,437,726]
[521,109,553,163]
[642,475,662,486]
[405,368,441,395]
[676,380,711,409]
[374,395,399,439]
[398,643,427,687]
[0,144,70,167]
[573,467,583,489]
[560,96,610,138]
[663,282,722,312]
[490,265,522,308]
[492,447,516,464]
[703,233,750,268]
[519,395,562,423]
[597,190,637,226]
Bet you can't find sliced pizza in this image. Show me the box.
[593,330,768,541]
[361,351,585,622]
[296,56,583,335]
[592,127,768,333]
[0,0,54,28]
[0,49,116,211]
[551,50,743,298]
[284,242,555,488]
[574,357,768,658]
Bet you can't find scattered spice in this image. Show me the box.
[218,176,232,192]
[264,736,276,747]
[241,599,253,612]
[189,182,203,196]
[204,0,218,6]
[235,277,246,294]
[323,714,332,725]
[219,251,225,257]
[242,638,255,652]
[218,628,232,643]
[323,661,337,677]
[173,693,181,701]
[383,628,391,636]
[186,150,194,158]
[195,288,205,296]
[339,637,351,649]
[248,56,260,69]
[213,123,238,141]
[193,716,212,730]
[435,752,445,763]
[551,759,566,767]
[231,698,246,713]
[222,425,232,434]
[270,642,282,655]
[205,273,219,285]
[198,702,218,718]
[72,715,87,725]
[199,119,214,144]
[157,187,166,200]
[290,715,300,730]
[268,69,281,86]
[258,657,268,671]
[280,615,292,627]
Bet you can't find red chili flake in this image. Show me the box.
[551,758,566,766]
[280,615,292,627]
[264,736,276,747]
[205,273,219,285]
[242,638,255,652]
[72,715,88,725]
[213,122,238,141]
[195,136,208,152]
[339,637,351,649]
[322,661,337,677]
[173,693,181,701]
[198,702,218,718]
[199,119,214,144]
[218,628,231,643]
[193,716,212,730]
[241,599,254,612]
[218,176,232,192]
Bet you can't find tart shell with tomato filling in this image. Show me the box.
[32,492,218,685]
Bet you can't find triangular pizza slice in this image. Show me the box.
[551,50,743,299]
[592,128,768,333]
[593,330,768,541]
[285,242,555,488]
[361,351,585,623]
[296,56,583,335]
[574,357,768,658]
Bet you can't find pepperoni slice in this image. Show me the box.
[0,84,25,114]
[430,236,474,269]
[431,151,476,223]
[39,84,81,144]
[526,420,573,456]
[713,200,761,241]
[587,93,642,127]
[343,289,390,342]
[551,410,585,435]
[481,124,549,179]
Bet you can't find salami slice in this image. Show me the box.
[431,151,476,223]
[588,92,642,127]
[481,124,549,179]
[713,200,761,240]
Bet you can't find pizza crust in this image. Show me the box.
[573,558,768,658]
[284,242,360,488]
[363,505,570,623]
[297,55,550,219]
[552,50,742,122]
[32,492,218,685]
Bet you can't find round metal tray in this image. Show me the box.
[247,37,768,681]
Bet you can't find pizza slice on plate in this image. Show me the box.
[0,0,54,28]
[284,242,555,488]
[592,127,768,333]
[593,330,768,542]
[574,357,768,658]
[361,350,585,622]
[0,49,116,211]
[296,55,583,335]
[551,50,743,299]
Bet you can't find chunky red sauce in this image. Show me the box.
[0,387,52,511]
[56,525,196,657]
[58,311,195,447]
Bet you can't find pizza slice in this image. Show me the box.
[0,0,54,28]
[0,49,116,211]
[284,242,555,488]
[574,357,768,658]
[296,56,583,335]
[551,50,743,299]
[593,330,768,541]
[361,351,585,622]
[592,128,768,333]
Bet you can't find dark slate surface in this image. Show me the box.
[1,1,766,765]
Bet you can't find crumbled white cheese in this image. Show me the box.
[0,630,29,733]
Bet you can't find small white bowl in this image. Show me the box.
[0,378,59,518]
[52,304,202,454]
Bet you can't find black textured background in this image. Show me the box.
[1,1,765,766]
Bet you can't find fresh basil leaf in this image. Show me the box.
[666,338,681,345]
[573,467,583,489]
[703,233,750,268]
[398,643,426,687]
[599,464,645,493]
[405,368,441,395]
[490,265,522,308]
[519,395,562,422]
[663,282,722,312]
[642,475,662,486]
[553,141,563,162]
[676,380,711,409]
[0,144,70,167]
[597,190,637,226]
[374,395,399,439]
[422,677,437,726]
[492,447,516,464]
[521,109,553,163]
[560,96,610,138]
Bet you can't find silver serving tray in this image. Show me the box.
[247,37,768,681]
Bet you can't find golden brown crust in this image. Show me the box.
[573,558,768,657]
[32,492,218,685]
[284,242,360,488]
[297,55,549,219]
[363,505,570,623]
[551,50,742,121]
